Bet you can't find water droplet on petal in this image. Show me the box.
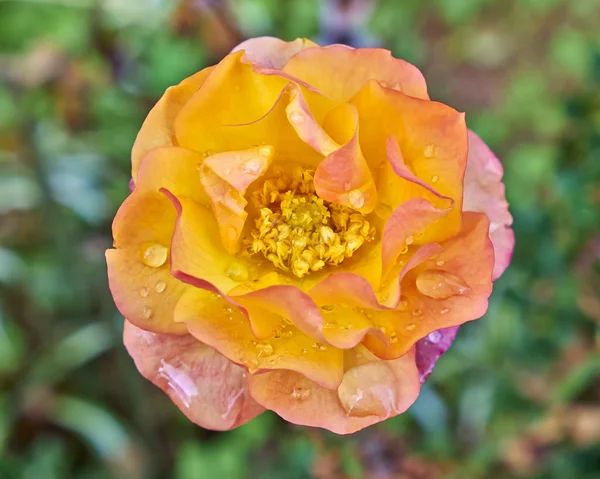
[436,259,445,267]
[440,308,450,315]
[243,158,263,175]
[416,269,472,299]
[224,167,232,175]
[406,322,416,331]
[256,342,273,357]
[139,287,149,298]
[289,111,304,124]
[158,360,198,409]
[321,304,335,312]
[259,145,273,157]
[141,244,168,268]
[431,175,439,183]
[291,388,311,401]
[424,144,435,158]
[374,202,392,219]
[155,281,166,293]
[412,308,422,317]
[428,331,442,343]
[348,190,365,209]
[405,235,414,245]
[301,348,308,354]
[226,261,249,281]
[143,307,152,319]
[398,299,409,311]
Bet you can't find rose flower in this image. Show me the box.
[106,37,514,434]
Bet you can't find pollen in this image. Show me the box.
[246,166,375,278]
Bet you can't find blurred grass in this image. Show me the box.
[1,0,599,478]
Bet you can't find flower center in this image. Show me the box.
[246,166,375,278]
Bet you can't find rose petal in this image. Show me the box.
[232,37,319,70]
[415,326,459,383]
[464,130,514,280]
[247,348,420,434]
[352,81,467,238]
[123,320,264,430]
[314,106,377,214]
[283,45,429,102]
[381,198,451,276]
[131,67,214,180]
[363,212,494,360]
[177,288,344,390]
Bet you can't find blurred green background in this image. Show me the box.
[1,0,599,478]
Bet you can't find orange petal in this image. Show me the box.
[199,146,274,252]
[123,320,264,430]
[106,190,186,334]
[464,130,514,280]
[283,45,429,102]
[247,348,420,434]
[352,81,467,239]
[286,87,340,155]
[174,51,320,165]
[381,197,450,276]
[176,288,344,390]
[233,285,326,343]
[363,212,494,360]
[163,189,244,293]
[131,67,214,181]
[314,109,377,214]
[232,37,319,70]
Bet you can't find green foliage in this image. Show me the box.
[1,0,599,478]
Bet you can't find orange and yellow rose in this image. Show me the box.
[106,37,514,433]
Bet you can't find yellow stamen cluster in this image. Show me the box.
[246,167,375,278]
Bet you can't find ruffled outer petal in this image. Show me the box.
[232,37,319,70]
[106,148,206,335]
[176,288,344,390]
[123,320,264,430]
[131,67,214,180]
[363,212,494,360]
[415,326,459,383]
[352,81,467,241]
[463,130,514,280]
[247,348,420,434]
[283,45,429,102]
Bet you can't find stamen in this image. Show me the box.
[246,167,375,278]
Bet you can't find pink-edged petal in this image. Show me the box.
[232,37,319,70]
[176,288,344,390]
[415,326,459,383]
[314,109,377,214]
[247,348,421,434]
[464,130,514,280]
[283,45,429,102]
[286,87,340,155]
[123,320,264,430]
[381,198,451,277]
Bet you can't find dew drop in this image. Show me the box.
[139,287,149,298]
[256,342,273,357]
[436,259,445,267]
[431,175,439,183]
[398,299,409,311]
[416,269,471,299]
[321,304,335,312]
[406,322,416,331]
[141,244,168,268]
[224,167,232,175]
[143,307,152,319]
[412,308,422,317]
[226,261,249,282]
[259,145,273,157]
[405,235,414,245]
[348,190,365,209]
[374,202,392,219]
[391,337,398,343]
[428,331,442,343]
[289,111,304,124]
[301,348,308,354]
[291,388,311,401]
[440,308,450,315]
[155,281,166,293]
[424,144,435,158]
[243,158,263,175]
